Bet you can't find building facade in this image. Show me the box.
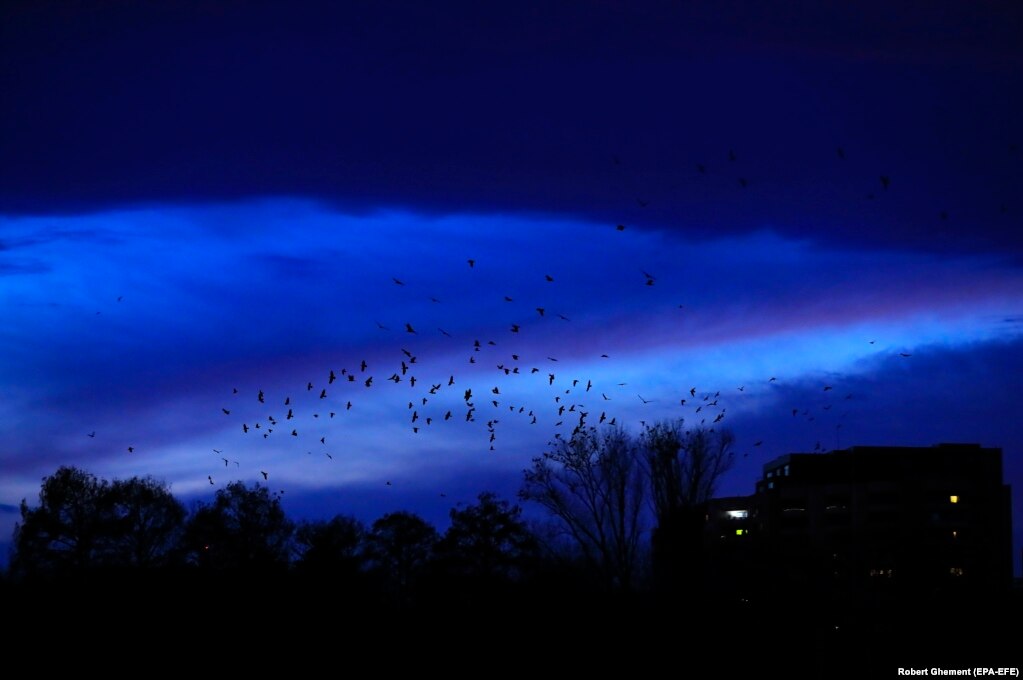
[704,443,1013,599]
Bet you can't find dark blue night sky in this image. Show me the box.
[1,1,1020,572]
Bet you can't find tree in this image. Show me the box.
[10,467,185,575]
[643,421,735,517]
[184,482,293,571]
[365,511,437,600]
[438,492,537,581]
[520,425,646,591]
[11,466,110,576]
[641,421,735,593]
[103,476,186,568]
[294,515,365,577]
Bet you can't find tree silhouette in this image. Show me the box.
[294,515,365,578]
[104,476,186,568]
[184,482,293,571]
[641,421,735,594]
[643,421,735,516]
[520,424,646,591]
[366,511,437,603]
[11,466,110,576]
[438,491,537,582]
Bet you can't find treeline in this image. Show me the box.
[5,423,1014,673]
[4,422,736,603]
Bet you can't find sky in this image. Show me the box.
[1,1,1021,573]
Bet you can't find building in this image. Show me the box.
[704,443,1013,598]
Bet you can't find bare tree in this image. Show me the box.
[642,420,735,519]
[520,425,645,590]
[641,420,735,592]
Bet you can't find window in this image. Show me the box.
[726,510,748,519]
[735,529,746,536]
[949,567,964,577]
[949,495,959,504]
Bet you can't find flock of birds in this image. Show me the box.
[93,144,943,499]
[201,260,914,497]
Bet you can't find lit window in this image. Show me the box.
[783,464,790,476]
[952,530,958,539]
[767,481,774,489]
[766,471,774,479]
[949,495,959,504]
[735,529,746,536]
[950,567,964,577]
[726,510,749,519]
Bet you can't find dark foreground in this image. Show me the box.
[3,573,1019,677]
